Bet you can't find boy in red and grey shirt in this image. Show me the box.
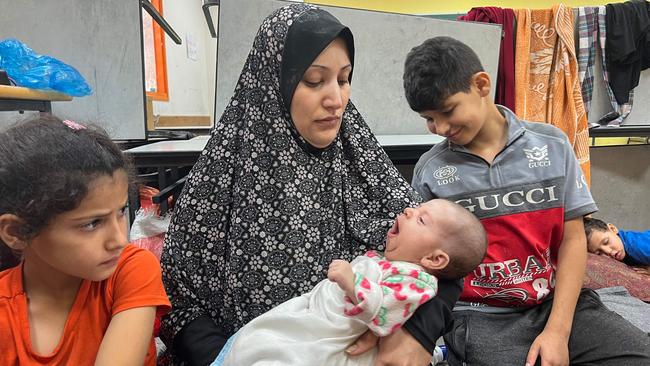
[403,36,650,366]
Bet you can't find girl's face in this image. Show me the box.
[24,170,129,282]
[290,38,352,148]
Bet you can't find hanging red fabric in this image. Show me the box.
[458,7,516,112]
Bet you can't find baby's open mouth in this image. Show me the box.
[388,217,400,236]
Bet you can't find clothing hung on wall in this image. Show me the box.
[514,4,591,184]
[577,6,634,126]
[577,7,599,113]
[605,1,650,105]
[458,7,516,112]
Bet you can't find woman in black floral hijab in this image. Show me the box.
[161,4,461,365]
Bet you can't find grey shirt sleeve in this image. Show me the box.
[559,133,598,220]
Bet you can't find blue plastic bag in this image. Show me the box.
[0,39,92,97]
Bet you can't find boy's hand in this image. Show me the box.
[525,328,569,366]
[328,259,356,299]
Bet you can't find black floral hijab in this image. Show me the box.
[160,3,420,339]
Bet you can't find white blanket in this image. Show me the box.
[221,253,437,366]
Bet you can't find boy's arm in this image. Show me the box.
[95,306,157,365]
[526,217,586,366]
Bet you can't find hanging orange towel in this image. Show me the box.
[515,5,591,184]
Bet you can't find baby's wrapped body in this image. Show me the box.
[219,251,438,366]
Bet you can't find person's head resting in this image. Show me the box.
[583,217,626,261]
[279,7,354,150]
[384,198,487,280]
[403,36,493,146]
[0,116,132,277]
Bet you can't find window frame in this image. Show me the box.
[144,0,169,101]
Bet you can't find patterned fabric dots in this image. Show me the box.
[160,4,420,352]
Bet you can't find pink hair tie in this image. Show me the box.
[62,119,86,130]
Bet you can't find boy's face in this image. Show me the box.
[419,75,489,147]
[384,201,441,263]
[587,225,626,261]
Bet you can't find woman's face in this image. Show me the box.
[290,38,352,148]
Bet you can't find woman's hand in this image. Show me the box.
[377,328,432,366]
[346,329,378,355]
[346,329,432,366]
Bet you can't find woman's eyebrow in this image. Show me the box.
[308,64,352,71]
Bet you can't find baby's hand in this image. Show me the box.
[328,259,355,298]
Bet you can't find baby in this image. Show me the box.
[584,217,650,274]
[216,199,487,366]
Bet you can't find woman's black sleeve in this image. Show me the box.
[173,315,230,366]
[402,278,462,354]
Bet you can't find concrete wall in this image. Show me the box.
[590,145,650,230]
[0,0,146,139]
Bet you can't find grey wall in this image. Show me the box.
[215,0,502,136]
[590,145,650,230]
[0,0,146,139]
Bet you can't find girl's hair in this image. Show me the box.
[0,116,132,270]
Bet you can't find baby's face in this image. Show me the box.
[384,201,440,263]
[587,228,626,261]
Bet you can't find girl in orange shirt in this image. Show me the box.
[0,116,170,365]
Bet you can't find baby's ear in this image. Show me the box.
[0,214,28,250]
[420,249,449,272]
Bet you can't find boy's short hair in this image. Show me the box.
[583,217,609,239]
[403,36,484,112]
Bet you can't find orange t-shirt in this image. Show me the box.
[0,244,171,365]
